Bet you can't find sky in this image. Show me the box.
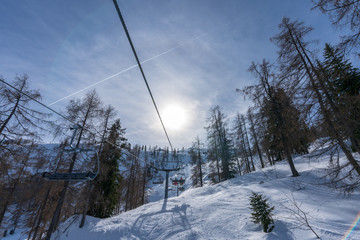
[0,0,347,149]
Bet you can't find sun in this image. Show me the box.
[161,104,187,131]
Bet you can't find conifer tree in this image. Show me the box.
[249,192,275,233]
[319,44,360,152]
[88,119,126,218]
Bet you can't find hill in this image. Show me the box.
[44,148,360,240]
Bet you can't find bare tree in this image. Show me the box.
[271,17,360,176]
[242,115,256,172]
[233,113,251,174]
[0,75,51,145]
[189,137,205,187]
[243,60,300,177]
[248,108,265,168]
[46,90,102,240]
[313,0,360,55]
[0,141,34,226]
[205,106,234,182]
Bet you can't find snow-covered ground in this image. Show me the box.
[3,147,360,240]
[49,148,360,240]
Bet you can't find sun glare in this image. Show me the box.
[162,104,187,131]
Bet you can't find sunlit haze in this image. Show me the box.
[162,104,187,131]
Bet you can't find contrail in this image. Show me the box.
[48,65,138,106]
[47,17,240,107]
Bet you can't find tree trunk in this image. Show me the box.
[272,97,299,177]
[240,130,251,173]
[236,157,242,175]
[213,141,221,182]
[197,144,203,187]
[248,111,265,168]
[31,185,52,240]
[141,167,147,205]
[79,183,92,228]
[243,121,256,172]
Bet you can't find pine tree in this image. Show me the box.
[249,192,275,233]
[319,44,360,152]
[88,119,126,218]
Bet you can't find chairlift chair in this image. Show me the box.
[172,179,178,186]
[176,167,186,185]
[179,177,185,185]
[152,172,164,184]
[42,125,100,181]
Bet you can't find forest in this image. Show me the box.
[1,0,360,239]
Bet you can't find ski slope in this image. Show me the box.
[48,148,360,240]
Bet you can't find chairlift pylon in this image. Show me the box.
[42,124,100,181]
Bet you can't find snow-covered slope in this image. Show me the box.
[47,150,360,239]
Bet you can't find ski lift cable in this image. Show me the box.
[0,78,159,172]
[111,0,174,152]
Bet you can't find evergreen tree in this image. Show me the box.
[319,44,360,152]
[261,87,309,156]
[88,119,126,218]
[249,192,275,233]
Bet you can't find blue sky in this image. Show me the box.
[0,0,346,148]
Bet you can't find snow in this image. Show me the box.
[3,147,360,240]
[48,148,360,240]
